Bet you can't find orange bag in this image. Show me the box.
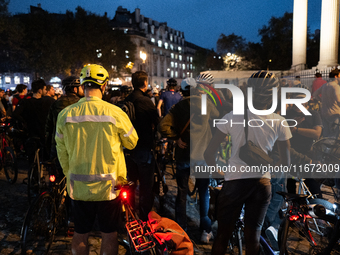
[148,211,194,255]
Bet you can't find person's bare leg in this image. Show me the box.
[100,231,118,255]
[72,232,89,255]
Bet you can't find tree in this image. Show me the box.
[258,12,293,70]
[1,6,136,79]
[216,33,247,56]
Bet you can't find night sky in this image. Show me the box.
[8,0,323,50]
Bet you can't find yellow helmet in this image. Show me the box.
[80,64,109,86]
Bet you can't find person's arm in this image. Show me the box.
[157,99,163,117]
[291,125,322,140]
[118,110,139,150]
[204,128,227,167]
[312,86,322,101]
[55,111,69,176]
[158,111,178,138]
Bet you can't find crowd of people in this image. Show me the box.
[4,65,340,254]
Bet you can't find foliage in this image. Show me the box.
[0,6,136,80]
[217,33,247,56]
[258,12,293,70]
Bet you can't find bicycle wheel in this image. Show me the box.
[27,161,40,204]
[278,214,334,255]
[21,191,56,255]
[278,217,290,255]
[227,227,243,255]
[3,146,18,184]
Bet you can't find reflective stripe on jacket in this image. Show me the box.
[55,96,138,201]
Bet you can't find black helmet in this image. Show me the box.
[167,78,177,87]
[62,76,80,90]
[248,70,280,105]
[120,85,132,94]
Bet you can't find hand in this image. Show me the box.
[177,138,187,149]
[294,116,305,125]
[290,126,297,133]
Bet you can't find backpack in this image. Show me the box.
[117,100,136,123]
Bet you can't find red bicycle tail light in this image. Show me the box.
[49,175,56,182]
[122,191,128,200]
[289,215,300,221]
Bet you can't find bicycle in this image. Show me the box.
[115,181,169,254]
[313,201,340,254]
[27,137,49,204]
[155,138,176,178]
[0,118,18,184]
[21,158,68,255]
[277,190,337,255]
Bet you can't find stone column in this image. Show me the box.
[318,0,339,68]
[292,0,308,70]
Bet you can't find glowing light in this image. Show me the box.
[140,51,147,63]
[49,175,56,182]
[289,215,299,221]
[122,191,128,200]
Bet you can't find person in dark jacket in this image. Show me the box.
[124,71,159,221]
[158,77,221,243]
[45,76,84,159]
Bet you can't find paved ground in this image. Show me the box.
[0,158,338,254]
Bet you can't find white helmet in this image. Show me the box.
[181,78,197,91]
[196,72,214,84]
[55,88,63,95]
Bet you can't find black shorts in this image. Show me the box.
[71,198,121,234]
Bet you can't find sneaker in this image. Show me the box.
[201,230,214,243]
[265,226,279,251]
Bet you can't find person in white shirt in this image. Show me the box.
[205,71,291,255]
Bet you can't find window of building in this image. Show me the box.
[158,40,162,48]
[160,50,162,55]
[171,70,174,77]
[178,47,182,53]
[175,62,178,68]
[5,77,10,84]
[183,73,186,78]
[14,76,20,84]
[151,26,154,34]
[190,57,193,62]
[153,48,156,53]
[179,55,182,61]
[124,29,128,34]
[175,71,178,78]
[175,54,178,60]
[171,61,174,68]
[151,38,155,43]
[170,34,173,41]
[182,64,185,70]
[164,42,168,49]
[23,76,29,83]
[171,53,174,59]
[187,56,189,62]
[170,44,173,50]
[190,64,192,69]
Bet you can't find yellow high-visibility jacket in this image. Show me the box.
[55,96,138,201]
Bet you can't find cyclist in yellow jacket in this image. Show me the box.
[56,64,138,255]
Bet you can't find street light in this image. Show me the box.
[140,51,147,63]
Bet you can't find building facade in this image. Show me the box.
[111,6,204,89]
[0,73,33,91]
